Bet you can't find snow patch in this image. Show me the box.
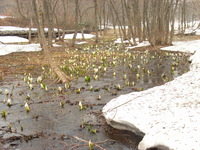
[0,44,42,56]
[0,16,13,19]
[76,41,88,45]
[62,33,95,39]
[0,26,58,35]
[114,38,150,49]
[0,26,37,32]
[0,36,29,43]
[126,41,150,49]
[161,40,200,53]
[195,29,200,35]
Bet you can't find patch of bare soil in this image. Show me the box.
[0,46,72,80]
[0,51,45,79]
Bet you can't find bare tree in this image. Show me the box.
[16,0,33,43]
[33,0,70,83]
[43,0,59,47]
[71,0,79,47]
[93,0,99,43]
[143,0,179,46]
[109,0,125,44]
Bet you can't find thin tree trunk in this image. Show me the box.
[71,0,79,47]
[127,0,137,45]
[170,0,179,44]
[28,18,33,43]
[35,0,71,83]
[94,0,99,43]
[61,0,68,41]
[110,0,126,45]
[103,0,107,36]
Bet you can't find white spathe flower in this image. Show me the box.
[128,64,132,69]
[28,77,33,83]
[60,101,64,107]
[5,89,9,95]
[65,83,70,89]
[112,61,116,65]
[24,102,30,112]
[23,76,28,83]
[98,66,102,70]
[79,101,83,110]
[93,75,98,80]
[76,88,81,94]
[29,84,33,90]
[126,81,130,86]
[147,70,151,75]
[136,73,140,78]
[98,95,101,100]
[123,74,127,80]
[90,86,93,91]
[40,83,48,91]
[94,68,98,74]
[26,94,31,100]
[103,67,107,72]
[115,84,121,90]
[7,99,11,107]
[58,87,62,93]
[37,76,42,83]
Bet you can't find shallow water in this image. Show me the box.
[0,47,190,150]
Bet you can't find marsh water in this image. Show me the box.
[0,44,190,150]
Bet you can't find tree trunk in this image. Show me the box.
[103,0,107,36]
[61,0,68,41]
[110,0,126,45]
[71,0,79,47]
[34,0,71,83]
[94,0,99,43]
[28,18,33,43]
[125,0,136,45]
[169,0,179,44]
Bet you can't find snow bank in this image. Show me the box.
[103,40,200,150]
[0,36,29,43]
[0,26,37,34]
[0,16,13,19]
[0,44,42,56]
[195,29,200,35]
[76,41,88,45]
[0,26,58,35]
[161,40,200,53]
[114,38,136,44]
[114,38,150,49]
[62,33,95,39]
[126,41,150,49]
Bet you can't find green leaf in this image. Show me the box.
[1,110,7,119]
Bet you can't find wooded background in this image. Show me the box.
[1,0,200,46]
